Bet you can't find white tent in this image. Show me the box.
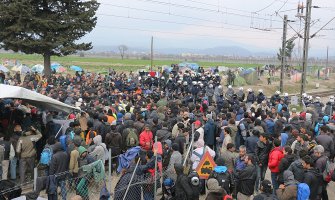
[0,84,80,113]
[0,65,9,73]
[11,65,31,74]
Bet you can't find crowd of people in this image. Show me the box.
[0,66,335,200]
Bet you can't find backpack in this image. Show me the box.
[211,171,231,194]
[126,128,138,147]
[323,159,335,183]
[314,122,321,136]
[59,135,68,151]
[0,144,5,163]
[223,194,233,200]
[39,146,53,167]
[238,120,250,138]
[256,194,278,200]
[297,183,310,200]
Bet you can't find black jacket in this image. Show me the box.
[245,135,259,155]
[255,141,271,165]
[49,143,69,179]
[287,159,305,183]
[236,164,256,196]
[174,164,196,200]
[304,168,322,200]
[278,154,297,184]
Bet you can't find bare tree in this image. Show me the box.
[118,45,128,60]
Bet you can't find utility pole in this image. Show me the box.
[150,36,153,71]
[326,46,329,79]
[300,0,312,100]
[280,15,288,93]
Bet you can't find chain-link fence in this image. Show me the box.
[0,147,191,200]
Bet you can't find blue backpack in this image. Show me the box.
[59,135,68,151]
[40,146,53,166]
[297,183,310,200]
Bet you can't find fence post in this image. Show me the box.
[123,158,141,200]
[108,148,112,192]
[33,167,38,191]
[154,136,158,200]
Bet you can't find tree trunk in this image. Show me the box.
[43,53,51,76]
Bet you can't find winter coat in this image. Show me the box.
[105,131,122,154]
[287,159,305,183]
[265,119,275,135]
[139,130,153,151]
[221,151,238,172]
[236,164,256,196]
[316,134,334,158]
[204,119,216,146]
[276,185,297,200]
[89,135,107,161]
[314,155,328,173]
[255,141,271,165]
[49,143,69,179]
[205,188,227,200]
[174,164,195,200]
[16,129,42,158]
[303,168,323,200]
[227,124,237,145]
[253,193,278,200]
[208,166,232,194]
[278,154,296,184]
[166,151,182,181]
[174,135,186,155]
[245,135,259,155]
[276,170,298,200]
[268,147,284,173]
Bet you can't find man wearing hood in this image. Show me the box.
[174,163,195,200]
[166,143,182,181]
[204,114,217,150]
[276,170,298,200]
[287,149,308,183]
[49,142,69,200]
[209,157,232,195]
[89,135,107,161]
[302,155,323,200]
[205,178,230,200]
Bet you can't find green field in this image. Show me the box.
[0,53,261,72]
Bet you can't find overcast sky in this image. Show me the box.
[81,0,335,55]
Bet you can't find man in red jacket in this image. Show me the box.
[268,138,284,193]
[139,125,153,151]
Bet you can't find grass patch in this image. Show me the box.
[0,53,262,72]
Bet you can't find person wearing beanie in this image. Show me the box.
[208,157,232,195]
[253,179,277,200]
[205,178,229,200]
[166,143,182,181]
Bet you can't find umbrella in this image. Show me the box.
[31,64,44,74]
[70,65,83,72]
[57,66,67,73]
[0,65,9,73]
[11,65,31,74]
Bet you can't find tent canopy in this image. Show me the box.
[0,65,9,73]
[0,84,79,113]
[11,65,31,74]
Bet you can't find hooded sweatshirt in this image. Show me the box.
[89,135,107,161]
[276,170,298,200]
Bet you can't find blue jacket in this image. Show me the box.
[117,146,141,173]
[281,133,288,147]
[245,135,259,155]
[204,119,216,146]
[265,119,275,135]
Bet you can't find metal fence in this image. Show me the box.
[0,146,191,200]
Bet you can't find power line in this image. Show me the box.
[95,25,280,41]
[97,13,282,34]
[255,0,278,13]
[111,0,284,23]
[99,3,281,33]
[310,17,335,38]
